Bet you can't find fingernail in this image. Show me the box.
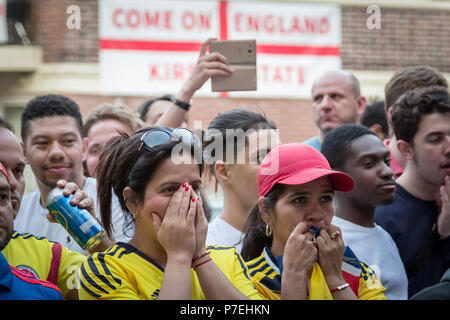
[185,187,189,191]
[182,183,186,187]
[192,198,196,202]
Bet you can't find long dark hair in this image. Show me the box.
[97,126,203,238]
[240,184,286,261]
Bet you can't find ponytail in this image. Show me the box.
[241,183,286,261]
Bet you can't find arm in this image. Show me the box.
[315,226,357,300]
[281,222,317,300]
[191,193,249,299]
[156,38,232,128]
[152,184,197,299]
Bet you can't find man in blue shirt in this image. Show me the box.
[0,162,62,300]
[375,86,450,297]
[302,70,367,151]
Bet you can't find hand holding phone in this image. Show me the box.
[209,39,257,92]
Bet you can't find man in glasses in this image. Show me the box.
[14,94,129,254]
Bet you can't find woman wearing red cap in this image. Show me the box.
[241,143,387,300]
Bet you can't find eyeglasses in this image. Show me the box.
[138,127,202,153]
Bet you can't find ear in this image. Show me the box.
[369,123,384,140]
[258,197,272,226]
[82,137,89,162]
[356,96,367,117]
[214,160,232,185]
[123,186,138,215]
[396,140,414,160]
[21,141,30,165]
[387,106,393,121]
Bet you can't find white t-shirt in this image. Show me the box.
[206,216,244,253]
[332,216,408,300]
[14,177,131,254]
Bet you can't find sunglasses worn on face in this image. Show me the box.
[138,127,202,154]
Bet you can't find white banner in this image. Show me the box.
[99,0,341,98]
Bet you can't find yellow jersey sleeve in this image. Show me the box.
[2,232,85,297]
[78,251,138,300]
[207,246,262,300]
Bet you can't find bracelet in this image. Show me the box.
[330,283,350,293]
[191,250,210,266]
[193,257,212,270]
[172,98,191,111]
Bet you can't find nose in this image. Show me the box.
[318,95,333,112]
[380,160,394,180]
[48,141,65,161]
[305,202,326,226]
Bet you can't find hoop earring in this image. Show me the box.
[265,224,273,237]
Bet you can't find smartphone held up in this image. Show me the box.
[209,39,257,92]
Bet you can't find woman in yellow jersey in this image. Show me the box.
[78,126,260,300]
[241,143,387,300]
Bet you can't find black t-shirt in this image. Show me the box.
[375,183,450,297]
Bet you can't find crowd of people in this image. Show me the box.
[0,39,449,300]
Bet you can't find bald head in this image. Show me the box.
[312,70,361,98]
[310,70,366,138]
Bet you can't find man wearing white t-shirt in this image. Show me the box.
[322,124,408,300]
[15,95,130,254]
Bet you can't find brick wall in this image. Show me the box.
[64,94,315,144]
[342,6,450,72]
[24,2,450,142]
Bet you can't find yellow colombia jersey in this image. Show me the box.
[246,246,387,300]
[2,231,86,297]
[78,242,261,300]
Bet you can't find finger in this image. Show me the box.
[46,212,57,223]
[178,183,191,219]
[164,185,184,219]
[62,182,79,197]
[199,39,210,58]
[69,190,87,206]
[187,196,197,226]
[293,221,310,234]
[56,179,68,189]
[152,212,162,232]
[202,51,230,66]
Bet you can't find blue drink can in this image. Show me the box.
[46,187,104,251]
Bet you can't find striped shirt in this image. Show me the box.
[78,242,261,300]
[246,246,387,300]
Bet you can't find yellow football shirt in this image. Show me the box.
[2,231,86,297]
[78,242,261,300]
[246,246,387,300]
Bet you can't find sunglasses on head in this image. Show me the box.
[138,127,202,153]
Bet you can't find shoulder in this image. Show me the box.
[302,136,321,150]
[9,265,63,300]
[79,244,127,298]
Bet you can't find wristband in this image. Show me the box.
[191,250,210,266]
[193,257,212,270]
[172,98,191,111]
[330,283,350,293]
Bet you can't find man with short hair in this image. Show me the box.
[322,124,408,299]
[15,94,127,254]
[0,118,87,299]
[303,70,367,150]
[375,86,450,297]
[382,66,448,179]
[0,162,63,300]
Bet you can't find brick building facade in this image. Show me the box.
[3,0,450,146]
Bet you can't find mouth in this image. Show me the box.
[45,164,71,174]
[378,181,396,192]
[441,162,450,173]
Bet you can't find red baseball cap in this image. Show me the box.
[258,143,354,197]
[0,161,9,183]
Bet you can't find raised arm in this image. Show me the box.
[156,39,232,128]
